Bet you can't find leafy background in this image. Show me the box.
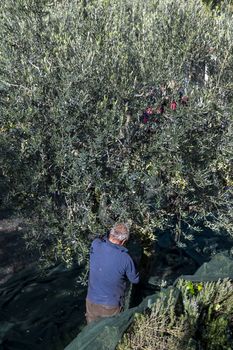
[0,0,232,266]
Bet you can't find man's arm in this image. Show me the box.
[125,255,139,284]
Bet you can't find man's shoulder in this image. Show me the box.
[92,237,104,246]
[91,236,109,248]
[122,250,133,262]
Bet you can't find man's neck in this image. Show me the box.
[108,235,124,246]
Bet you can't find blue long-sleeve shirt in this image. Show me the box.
[87,236,139,307]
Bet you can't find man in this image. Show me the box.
[86,223,139,324]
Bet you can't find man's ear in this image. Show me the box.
[121,239,127,246]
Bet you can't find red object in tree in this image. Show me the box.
[142,115,149,124]
[146,107,153,115]
[170,100,177,110]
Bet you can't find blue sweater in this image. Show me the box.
[87,236,139,307]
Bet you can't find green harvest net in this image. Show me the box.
[64,287,181,350]
[0,242,233,350]
[64,252,233,350]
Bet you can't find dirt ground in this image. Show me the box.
[0,217,37,284]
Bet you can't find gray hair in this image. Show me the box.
[110,223,130,241]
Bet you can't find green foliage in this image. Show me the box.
[117,279,233,350]
[184,281,203,296]
[118,290,188,350]
[205,316,231,350]
[202,0,233,11]
[0,0,233,264]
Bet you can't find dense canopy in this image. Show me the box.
[0,0,232,266]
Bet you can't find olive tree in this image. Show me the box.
[0,0,232,265]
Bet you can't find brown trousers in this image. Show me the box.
[85,299,121,324]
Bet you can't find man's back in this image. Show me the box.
[87,236,139,307]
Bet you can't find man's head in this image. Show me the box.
[109,223,130,245]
